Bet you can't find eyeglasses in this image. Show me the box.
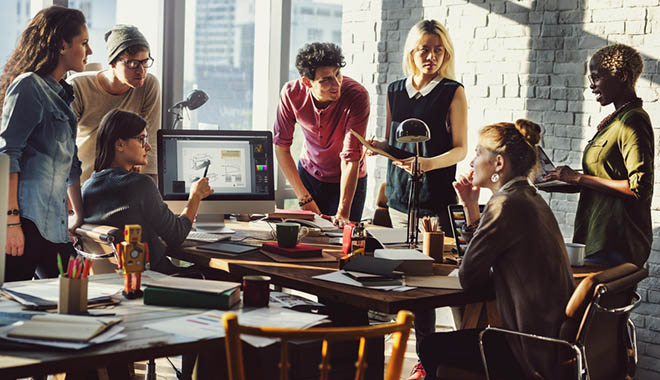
[131,135,149,148]
[118,57,154,69]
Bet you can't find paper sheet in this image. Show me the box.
[0,324,125,350]
[404,275,462,290]
[367,228,409,245]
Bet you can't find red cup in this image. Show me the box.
[242,275,271,307]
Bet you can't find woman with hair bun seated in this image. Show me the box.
[419,119,575,380]
[545,43,653,268]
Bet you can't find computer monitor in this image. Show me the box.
[157,129,275,232]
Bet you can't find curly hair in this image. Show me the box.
[295,42,346,80]
[403,20,456,80]
[591,44,644,86]
[0,6,86,109]
[480,119,542,179]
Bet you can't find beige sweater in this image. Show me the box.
[69,71,161,184]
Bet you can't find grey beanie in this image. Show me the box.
[104,24,150,64]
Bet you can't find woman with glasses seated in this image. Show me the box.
[544,44,653,268]
[82,109,212,274]
[419,119,575,380]
[69,24,160,185]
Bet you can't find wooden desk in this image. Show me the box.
[0,272,222,379]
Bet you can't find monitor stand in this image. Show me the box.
[194,214,235,234]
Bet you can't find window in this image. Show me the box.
[307,28,323,42]
[182,0,256,130]
[0,0,32,74]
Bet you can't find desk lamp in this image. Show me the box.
[168,89,209,129]
[395,118,430,248]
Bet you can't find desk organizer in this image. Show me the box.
[58,276,88,314]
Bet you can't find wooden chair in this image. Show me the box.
[223,309,414,380]
[477,263,647,380]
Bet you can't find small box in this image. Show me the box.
[58,276,88,314]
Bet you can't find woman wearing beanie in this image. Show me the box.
[68,24,161,184]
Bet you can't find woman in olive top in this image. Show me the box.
[546,44,653,267]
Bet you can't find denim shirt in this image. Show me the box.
[0,73,82,243]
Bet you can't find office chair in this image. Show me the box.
[475,263,647,380]
[223,309,414,380]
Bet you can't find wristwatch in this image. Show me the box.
[7,209,20,216]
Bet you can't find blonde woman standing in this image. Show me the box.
[368,19,468,380]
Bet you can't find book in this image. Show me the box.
[374,248,434,275]
[144,276,240,295]
[267,208,316,221]
[342,271,403,287]
[261,241,322,258]
[7,314,121,342]
[143,286,240,310]
[349,130,414,161]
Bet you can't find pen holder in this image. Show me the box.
[423,231,445,263]
[58,276,88,314]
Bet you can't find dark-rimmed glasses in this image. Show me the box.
[118,57,154,69]
[131,135,149,148]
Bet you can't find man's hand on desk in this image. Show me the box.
[331,214,350,228]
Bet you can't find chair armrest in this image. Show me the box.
[593,290,641,314]
[478,326,582,380]
[75,224,122,244]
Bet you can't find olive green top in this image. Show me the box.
[573,104,654,266]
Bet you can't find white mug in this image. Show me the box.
[566,243,585,266]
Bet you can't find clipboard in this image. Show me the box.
[349,130,413,161]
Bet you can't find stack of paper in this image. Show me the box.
[0,313,125,349]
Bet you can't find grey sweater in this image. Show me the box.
[81,168,191,273]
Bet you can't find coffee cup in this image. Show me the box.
[275,223,308,248]
[242,275,271,307]
[566,243,585,266]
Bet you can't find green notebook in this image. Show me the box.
[143,286,240,310]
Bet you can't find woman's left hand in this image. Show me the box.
[68,213,83,242]
[545,166,581,184]
[393,157,429,175]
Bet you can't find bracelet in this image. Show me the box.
[298,196,313,207]
[7,208,20,216]
[7,223,21,227]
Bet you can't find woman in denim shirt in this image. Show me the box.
[0,6,92,281]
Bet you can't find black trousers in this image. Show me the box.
[419,328,526,380]
[4,218,74,282]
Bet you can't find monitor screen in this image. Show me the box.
[157,130,275,231]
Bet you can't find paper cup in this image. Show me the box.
[566,243,585,267]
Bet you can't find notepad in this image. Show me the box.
[7,314,121,342]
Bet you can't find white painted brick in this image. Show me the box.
[551,87,568,99]
[474,27,495,39]
[496,25,528,37]
[526,98,555,110]
[559,10,585,24]
[471,85,489,98]
[627,20,647,34]
[382,0,403,9]
[545,111,574,124]
[476,74,503,85]
[603,21,626,34]
[497,97,525,109]
[555,100,568,111]
[536,87,551,99]
[504,85,520,98]
[624,0,659,6]
[583,0,623,9]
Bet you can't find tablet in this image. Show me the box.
[447,204,485,257]
[197,241,259,255]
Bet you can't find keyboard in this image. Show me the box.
[186,231,229,243]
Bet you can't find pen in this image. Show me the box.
[57,253,64,277]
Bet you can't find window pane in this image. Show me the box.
[0,0,32,74]
[283,0,342,192]
[183,0,255,130]
[68,0,163,80]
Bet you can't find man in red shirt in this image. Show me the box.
[273,43,370,227]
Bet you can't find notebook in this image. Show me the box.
[534,146,571,188]
[447,204,485,257]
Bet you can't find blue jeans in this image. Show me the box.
[584,250,629,266]
[297,162,367,222]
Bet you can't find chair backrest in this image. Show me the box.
[223,309,414,380]
[74,224,123,274]
[562,263,647,380]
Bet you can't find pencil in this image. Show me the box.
[203,162,209,177]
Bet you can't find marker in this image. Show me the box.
[57,254,64,276]
[203,162,210,178]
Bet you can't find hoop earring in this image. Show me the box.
[491,172,500,183]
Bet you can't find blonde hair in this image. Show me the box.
[402,20,456,80]
[480,119,542,179]
[591,44,643,86]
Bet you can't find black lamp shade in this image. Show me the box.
[395,118,431,143]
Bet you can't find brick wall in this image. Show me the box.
[342,1,660,378]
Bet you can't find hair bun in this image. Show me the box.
[514,119,541,146]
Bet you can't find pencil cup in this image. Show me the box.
[423,231,445,263]
[58,276,88,314]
